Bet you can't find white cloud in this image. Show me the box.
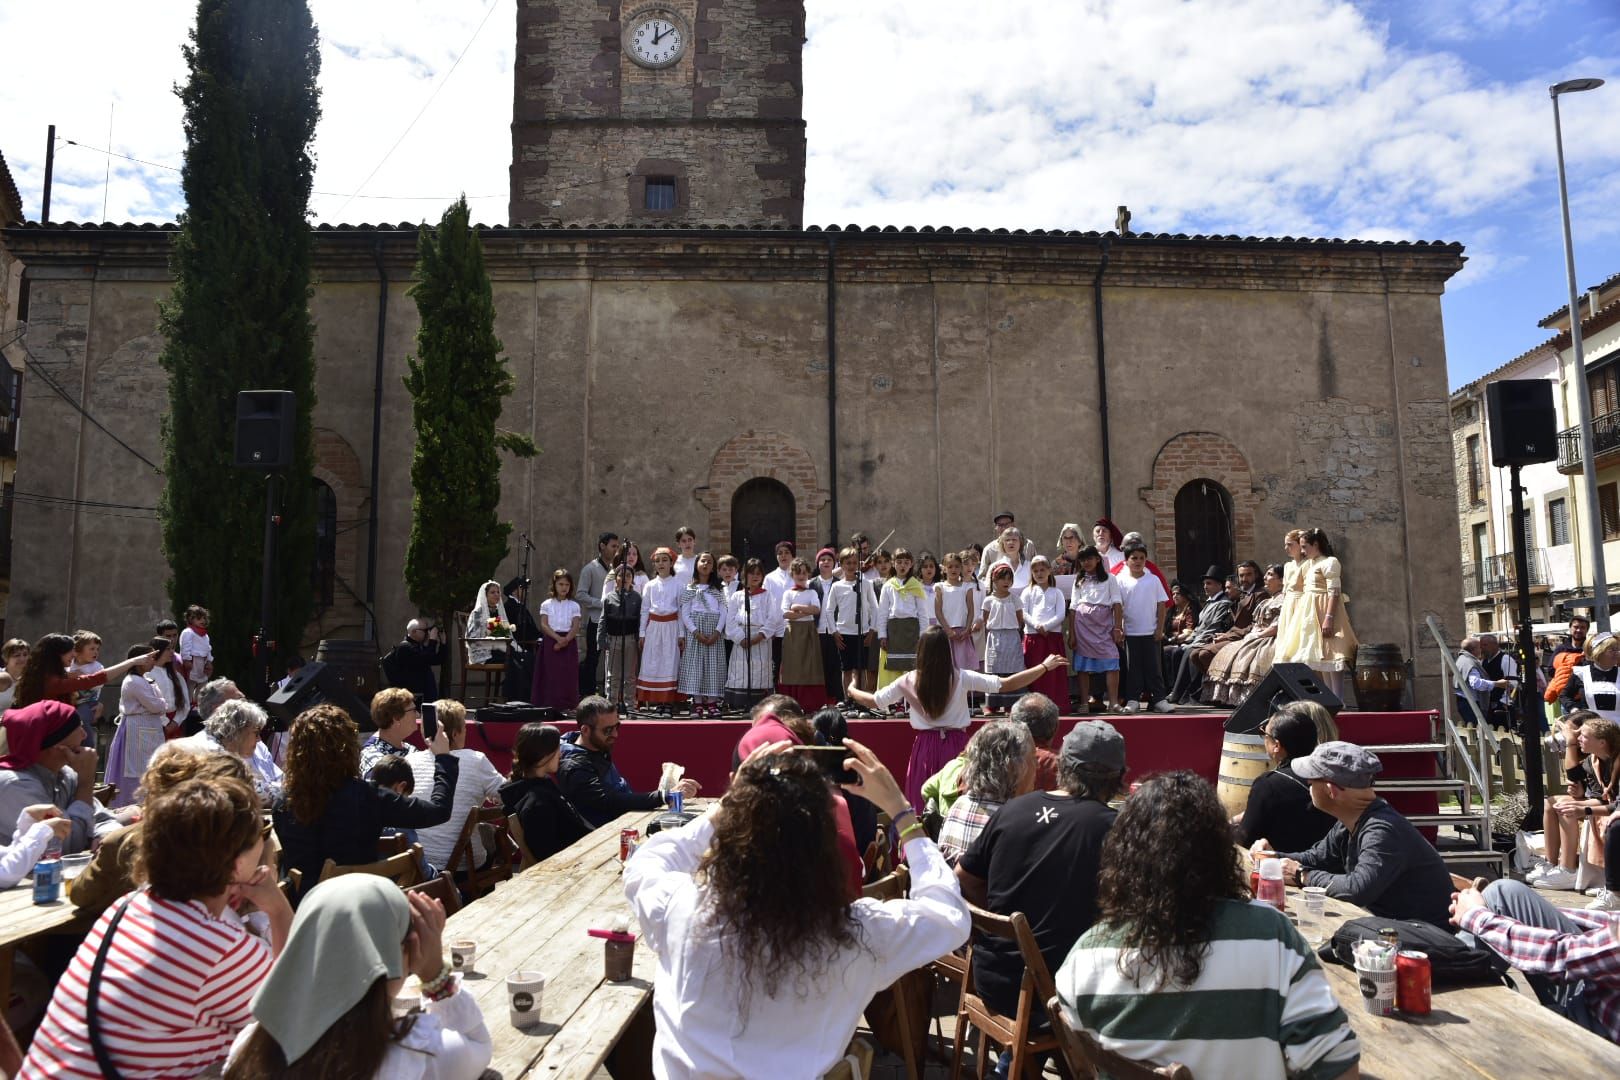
[0,0,1613,269]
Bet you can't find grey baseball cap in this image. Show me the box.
[1061,720,1127,773]
[1291,741,1383,788]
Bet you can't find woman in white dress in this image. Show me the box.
[725,559,781,712]
[103,643,173,807]
[463,580,508,666]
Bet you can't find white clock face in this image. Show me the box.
[628,16,684,67]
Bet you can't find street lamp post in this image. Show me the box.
[1551,77,1608,630]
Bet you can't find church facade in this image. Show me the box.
[0,1,1467,702]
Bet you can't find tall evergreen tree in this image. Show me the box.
[158,0,321,683]
[404,197,537,637]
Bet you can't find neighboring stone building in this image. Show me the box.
[0,149,24,635]
[0,1,1471,704]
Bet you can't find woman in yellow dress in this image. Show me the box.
[1272,529,1308,661]
[1286,527,1359,698]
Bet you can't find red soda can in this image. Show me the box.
[1396,950,1431,1015]
[619,828,640,862]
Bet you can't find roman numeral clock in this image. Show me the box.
[623,6,690,69]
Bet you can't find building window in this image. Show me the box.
[1478,612,1492,632]
[1548,497,1570,546]
[313,481,337,609]
[644,177,677,211]
[1466,434,1483,505]
[1602,483,1620,541]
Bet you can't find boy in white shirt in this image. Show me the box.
[1117,545,1172,713]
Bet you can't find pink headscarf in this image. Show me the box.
[0,701,82,771]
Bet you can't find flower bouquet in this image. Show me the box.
[486,616,511,639]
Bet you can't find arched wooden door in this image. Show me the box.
[731,478,795,566]
[1174,478,1234,583]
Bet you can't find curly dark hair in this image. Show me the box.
[1096,771,1245,988]
[283,704,360,825]
[697,751,861,999]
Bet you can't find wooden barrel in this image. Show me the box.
[1353,642,1406,711]
[316,639,380,708]
[1217,732,1272,818]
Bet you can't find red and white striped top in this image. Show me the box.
[19,890,272,1079]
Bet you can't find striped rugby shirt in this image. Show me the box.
[1057,898,1360,1080]
[20,890,272,1079]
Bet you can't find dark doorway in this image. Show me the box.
[731,478,795,566]
[1174,478,1234,584]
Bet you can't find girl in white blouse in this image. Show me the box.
[625,739,969,1080]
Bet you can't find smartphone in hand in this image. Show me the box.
[420,701,438,741]
[787,745,859,785]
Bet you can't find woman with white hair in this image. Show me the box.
[180,698,283,800]
[937,721,1035,865]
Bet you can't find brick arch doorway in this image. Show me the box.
[1139,431,1259,585]
[731,478,795,566]
[694,430,829,558]
[1174,478,1234,581]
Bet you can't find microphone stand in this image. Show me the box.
[742,538,754,714]
[617,535,633,717]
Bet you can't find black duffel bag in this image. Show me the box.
[1322,916,1508,986]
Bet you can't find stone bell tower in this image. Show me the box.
[509,1,806,227]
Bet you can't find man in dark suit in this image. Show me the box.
[381,619,445,702]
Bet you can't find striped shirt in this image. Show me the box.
[1057,899,1360,1080]
[20,891,273,1079]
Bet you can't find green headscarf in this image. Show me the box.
[249,875,411,1062]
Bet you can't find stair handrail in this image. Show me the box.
[1424,615,1495,843]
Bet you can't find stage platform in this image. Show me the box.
[464,708,1444,817]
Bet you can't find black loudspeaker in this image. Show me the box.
[234,390,296,470]
[264,660,372,731]
[1485,379,1557,468]
[1225,663,1343,734]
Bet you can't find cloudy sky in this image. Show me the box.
[1,0,1615,388]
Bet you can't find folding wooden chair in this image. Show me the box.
[377,832,411,857]
[446,806,518,900]
[950,904,1061,1080]
[1046,996,1193,1079]
[861,866,922,1079]
[317,844,424,888]
[507,812,537,870]
[404,870,464,917]
[820,1037,876,1080]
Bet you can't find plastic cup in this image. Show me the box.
[59,852,91,881]
[1301,886,1328,947]
[451,940,478,973]
[1355,963,1397,1017]
[508,970,546,1029]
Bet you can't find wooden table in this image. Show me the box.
[442,806,673,1080]
[0,877,94,1007]
[1301,887,1620,1078]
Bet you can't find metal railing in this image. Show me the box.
[1425,614,1497,844]
[1461,550,1550,596]
[1558,408,1620,471]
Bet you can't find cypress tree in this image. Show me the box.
[404,197,538,639]
[157,0,321,683]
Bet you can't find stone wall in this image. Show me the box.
[0,222,1467,704]
[510,0,805,226]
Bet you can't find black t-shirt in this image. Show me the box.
[1235,761,1336,853]
[958,791,1115,1016]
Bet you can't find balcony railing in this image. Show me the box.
[1558,409,1620,473]
[1463,550,1551,597]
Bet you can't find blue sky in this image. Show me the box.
[0,0,1615,390]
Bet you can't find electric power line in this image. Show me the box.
[10,336,164,473]
[329,0,503,219]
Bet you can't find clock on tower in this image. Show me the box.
[509,0,806,228]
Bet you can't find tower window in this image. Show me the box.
[645,177,677,211]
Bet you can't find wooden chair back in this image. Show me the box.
[507,812,536,870]
[861,864,910,901]
[1046,996,1194,1079]
[317,844,424,889]
[446,805,518,899]
[949,904,1060,1080]
[819,1037,875,1080]
[404,870,463,917]
[377,832,410,857]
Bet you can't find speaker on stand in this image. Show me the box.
[1225,663,1343,734]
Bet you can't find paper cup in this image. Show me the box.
[1355,964,1397,1017]
[451,940,478,973]
[508,970,546,1029]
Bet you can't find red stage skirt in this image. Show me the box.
[1023,631,1069,702]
